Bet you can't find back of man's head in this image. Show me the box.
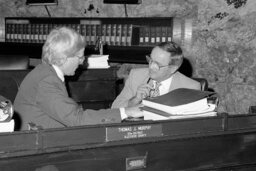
[42,27,85,66]
[157,42,183,67]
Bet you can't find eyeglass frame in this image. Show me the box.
[146,55,178,70]
[73,55,85,64]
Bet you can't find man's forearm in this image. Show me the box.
[127,96,141,107]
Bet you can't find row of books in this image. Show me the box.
[5,22,173,46]
[5,23,141,46]
[139,26,172,46]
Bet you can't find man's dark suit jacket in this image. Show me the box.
[14,63,121,130]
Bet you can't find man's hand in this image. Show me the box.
[125,106,143,118]
[128,84,153,107]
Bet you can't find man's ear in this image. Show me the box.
[170,65,179,73]
[56,58,67,66]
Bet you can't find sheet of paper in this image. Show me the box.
[87,54,110,69]
[143,110,217,121]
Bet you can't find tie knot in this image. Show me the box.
[155,82,161,88]
[150,82,161,98]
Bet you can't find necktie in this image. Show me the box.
[150,82,161,98]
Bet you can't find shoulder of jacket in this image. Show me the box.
[130,67,149,75]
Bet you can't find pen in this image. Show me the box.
[146,77,151,84]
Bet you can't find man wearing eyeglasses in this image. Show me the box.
[111,42,201,108]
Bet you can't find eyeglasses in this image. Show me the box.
[75,55,85,64]
[146,55,171,70]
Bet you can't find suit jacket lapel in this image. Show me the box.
[143,70,153,86]
[45,63,68,93]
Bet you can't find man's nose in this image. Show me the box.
[79,57,85,65]
[149,62,158,70]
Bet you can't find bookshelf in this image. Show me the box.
[3,17,174,63]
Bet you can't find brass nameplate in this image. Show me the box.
[126,155,147,171]
[106,124,163,142]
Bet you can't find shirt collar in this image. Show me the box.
[153,76,173,87]
[152,76,173,95]
[52,64,65,82]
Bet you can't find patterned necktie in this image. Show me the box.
[150,82,161,98]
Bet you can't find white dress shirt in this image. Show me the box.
[152,76,173,96]
[52,64,65,82]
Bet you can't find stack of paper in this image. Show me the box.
[87,55,110,69]
[0,119,14,132]
[141,88,218,121]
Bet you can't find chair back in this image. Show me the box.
[0,55,29,70]
[0,76,19,103]
[192,78,208,91]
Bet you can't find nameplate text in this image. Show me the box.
[106,124,162,142]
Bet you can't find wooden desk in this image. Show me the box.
[66,67,118,109]
[0,114,256,170]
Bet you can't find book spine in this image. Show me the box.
[155,26,161,44]
[121,24,127,46]
[43,24,48,42]
[85,24,91,45]
[150,26,156,46]
[35,24,40,43]
[80,24,86,36]
[38,24,44,43]
[131,25,140,46]
[139,26,144,45]
[27,24,31,43]
[31,24,36,43]
[96,24,101,40]
[110,24,116,46]
[5,24,11,42]
[75,24,81,34]
[161,26,167,43]
[144,26,150,46]
[106,24,111,45]
[22,24,27,43]
[13,24,18,42]
[126,24,132,46]
[80,24,86,44]
[11,24,15,42]
[116,24,121,46]
[11,24,16,42]
[17,24,22,43]
[91,24,97,45]
[167,26,172,42]
[101,24,106,45]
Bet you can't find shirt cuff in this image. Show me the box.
[120,108,128,120]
